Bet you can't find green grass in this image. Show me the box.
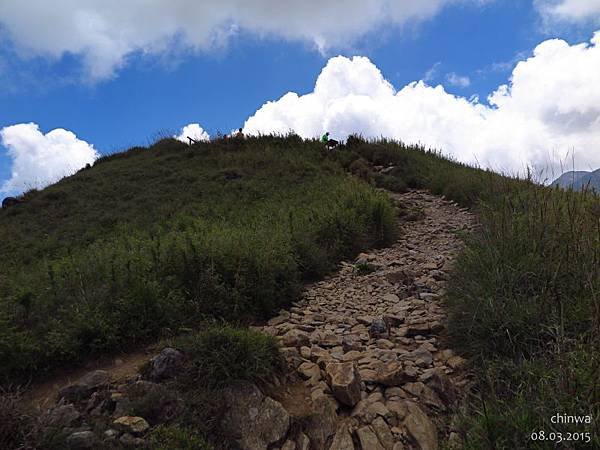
[445,186,599,449]
[149,425,214,450]
[0,135,396,381]
[169,326,283,388]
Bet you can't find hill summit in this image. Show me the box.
[552,168,600,191]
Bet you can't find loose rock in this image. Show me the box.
[325,362,362,407]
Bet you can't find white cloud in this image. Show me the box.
[445,72,471,87]
[244,31,600,176]
[537,0,600,22]
[0,123,98,193]
[0,0,484,81]
[174,123,210,143]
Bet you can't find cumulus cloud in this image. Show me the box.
[445,72,471,87]
[244,31,600,176]
[174,123,210,143]
[0,123,98,193]
[0,0,484,81]
[537,0,600,22]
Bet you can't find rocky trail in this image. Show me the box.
[246,190,477,450]
[24,190,476,449]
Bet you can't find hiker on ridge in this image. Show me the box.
[321,131,339,150]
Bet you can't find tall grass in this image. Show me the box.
[0,136,396,381]
[446,186,599,449]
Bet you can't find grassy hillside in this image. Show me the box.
[1,134,597,449]
[0,135,396,381]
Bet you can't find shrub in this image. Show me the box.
[172,326,282,388]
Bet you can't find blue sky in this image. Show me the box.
[1,0,600,193]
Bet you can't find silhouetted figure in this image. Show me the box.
[2,197,22,209]
[235,128,244,139]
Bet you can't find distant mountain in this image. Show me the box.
[552,169,600,191]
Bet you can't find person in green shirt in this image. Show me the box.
[321,131,330,143]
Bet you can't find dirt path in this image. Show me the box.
[23,351,151,412]
[262,190,476,449]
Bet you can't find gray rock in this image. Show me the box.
[400,347,433,368]
[356,426,385,450]
[66,430,96,449]
[147,347,184,382]
[329,422,355,450]
[104,429,120,440]
[282,329,311,347]
[325,362,362,407]
[304,396,337,449]
[369,318,388,339]
[375,362,411,386]
[371,416,395,450]
[45,404,81,427]
[222,382,289,450]
[59,370,111,402]
[299,362,321,381]
[403,402,438,450]
[119,433,146,447]
[420,368,455,405]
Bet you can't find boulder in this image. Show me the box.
[66,431,96,449]
[303,396,337,449]
[342,336,364,352]
[147,347,184,382]
[222,382,289,450]
[405,323,432,337]
[103,429,120,441]
[119,433,146,447]
[385,399,408,424]
[268,311,291,326]
[399,347,433,368]
[383,314,405,327]
[420,368,455,405]
[356,426,385,450]
[329,422,355,450]
[298,362,321,381]
[59,370,111,402]
[382,293,400,303]
[282,329,311,348]
[371,416,395,449]
[403,402,438,450]
[374,362,411,386]
[369,318,388,339]
[44,404,81,427]
[325,362,362,407]
[126,380,180,423]
[113,416,150,435]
